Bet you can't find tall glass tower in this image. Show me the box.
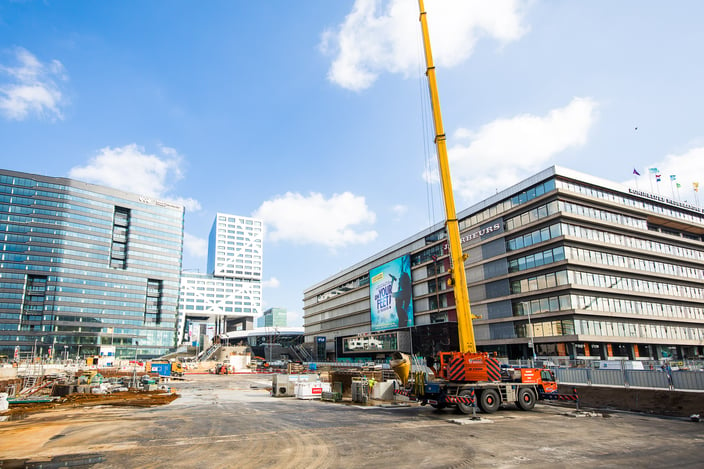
[0,169,184,359]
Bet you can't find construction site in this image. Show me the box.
[1,364,703,468]
[2,327,704,468]
[2,2,704,467]
[3,338,704,413]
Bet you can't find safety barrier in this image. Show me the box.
[672,370,704,390]
[553,367,704,390]
[540,388,580,410]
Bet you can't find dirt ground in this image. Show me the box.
[3,379,700,420]
[0,375,702,469]
[2,390,179,418]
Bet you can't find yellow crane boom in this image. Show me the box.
[418,0,476,353]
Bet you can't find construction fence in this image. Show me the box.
[553,367,704,391]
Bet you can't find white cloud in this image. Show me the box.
[169,197,202,212]
[391,204,408,221]
[183,232,208,259]
[321,0,528,91]
[627,147,704,201]
[253,192,377,248]
[68,143,201,211]
[0,47,67,121]
[262,277,281,289]
[425,97,598,202]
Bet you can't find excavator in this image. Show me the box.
[390,1,559,414]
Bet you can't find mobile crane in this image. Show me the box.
[391,1,559,414]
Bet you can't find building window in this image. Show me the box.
[110,207,130,269]
[145,279,162,323]
[21,275,48,331]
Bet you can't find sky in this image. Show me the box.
[2,1,704,327]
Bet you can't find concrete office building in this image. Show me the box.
[178,213,263,344]
[303,166,704,363]
[0,169,184,359]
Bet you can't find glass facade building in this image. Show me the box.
[257,307,288,328]
[303,166,704,362]
[0,169,184,359]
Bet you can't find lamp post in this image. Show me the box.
[131,341,139,389]
[526,311,537,365]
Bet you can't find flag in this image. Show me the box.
[695,182,700,192]
[656,174,661,182]
[633,169,641,176]
[676,183,681,188]
[649,168,658,174]
[670,175,676,181]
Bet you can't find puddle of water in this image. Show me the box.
[0,453,105,468]
[0,411,27,422]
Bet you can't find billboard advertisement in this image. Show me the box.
[369,254,413,331]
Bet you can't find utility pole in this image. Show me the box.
[131,341,139,389]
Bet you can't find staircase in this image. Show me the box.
[199,343,221,361]
[290,344,313,362]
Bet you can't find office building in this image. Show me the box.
[178,213,263,344]
[303,166,704,362]
[0,169,184,359]
[257,307,288,328]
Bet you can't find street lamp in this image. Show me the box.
[131,341,139,389]
[526,310,537,365]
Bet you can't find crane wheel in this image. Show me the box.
[454,390,474,414]
[478,389,500,413]
[517,388,537,411]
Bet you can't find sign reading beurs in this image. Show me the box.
[460,221,503,244]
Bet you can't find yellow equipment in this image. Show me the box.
[389,352,411,386]
[418,0,477,353]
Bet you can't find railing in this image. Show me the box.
[199,344,221,362]
[293,344,313,361]
[554,367,704,391]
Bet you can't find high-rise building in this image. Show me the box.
[257,307,287,328]
[207,213,263,280]
[0,169,184,359]
[178,213,263,344]
[304,166,704,362]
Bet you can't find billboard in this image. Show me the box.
[343,332,399,353]
[369,254,413,331]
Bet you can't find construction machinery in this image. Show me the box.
[390,1,560,414]
[392,351,558,413]
[148,360,184,377]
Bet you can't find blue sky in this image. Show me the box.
[2,1,704,327]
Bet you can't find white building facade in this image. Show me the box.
[178,213,263,345]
